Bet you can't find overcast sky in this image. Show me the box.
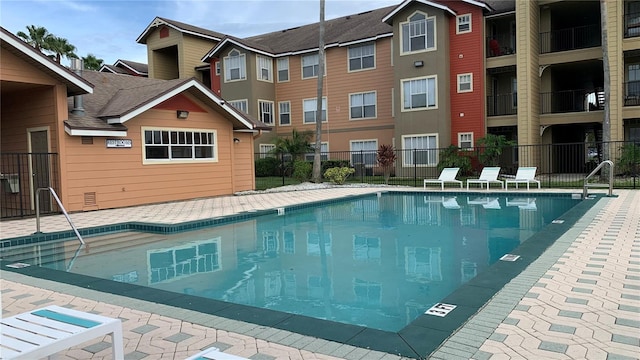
[1,0,399,66]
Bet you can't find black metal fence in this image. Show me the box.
[539,24,601,54]
[255,141,640,190]
[1,153,60,218]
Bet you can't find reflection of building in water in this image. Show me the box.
[147,238,221,285]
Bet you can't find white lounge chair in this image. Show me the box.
[505,167,541,190]
[423,167,463,190]
[0,305,123,360]
[186,347,250,360]
[466,167,504,190]
[506,197,537,210]
[467,196,501,209]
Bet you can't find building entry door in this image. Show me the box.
[28,127,51,211]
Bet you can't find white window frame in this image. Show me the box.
[223,49,246,82]
[350,139,378,167]
[402,133,438,167]
[256,55,273,82]
[401,76,437,111]
[302,53,324,79]
[258,100,274,125]
[142,127,217,164]
[349,91,377,120]
[400,12,436,54]
[457,73,473,93]
[456,14,471,34]
[259,143,276,158]
[305,142,329,161]
[348,43,375,72]
[228,99,248,114]
[458,132,474,150]
[215,61,220,76]
[277,57,289,82]
[303,97,327,124]
[278,101,291,126]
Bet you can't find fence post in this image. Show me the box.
[281,152,285,186]
[18,154,24,218]
[414,149,417,187]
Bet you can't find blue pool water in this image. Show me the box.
[9,193,580,332]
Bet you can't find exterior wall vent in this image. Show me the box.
[84,192,97,206]
[81,136,94,145]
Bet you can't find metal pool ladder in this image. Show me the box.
[583,160,614,198]
[35,187,85,245]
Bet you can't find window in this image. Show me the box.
[307,232,332,256]
[457,73,472,93]
[402,76,437,110]
[350,91,376,119]
[143,128,216,162]
[458,132,473,149]
[402,134,438,166]
[348,43,375,71]
[405,247,442,281]
[228,99,248,114]
[303,98,327,123]
[259,100,274,125]
[353,278,381,305]
[223,49,246,82]
[350,140,377,166]
[457,14,471,34]
[214,61,220,75]
[305,142,328,161]
[401,12,435,53]
[256,55,272,82]
[259,144,276,158]
[353,236,381,262]
[302,54,320,78]
[279,101,291,125]
[277,57,289,82]
[283,231,295,254]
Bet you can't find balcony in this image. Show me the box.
[624,81,640,106]
[625,12,640,38]
[487,37,516,58]
[540,89,604,114]
[487,94,517,116]
[540,24,601,54]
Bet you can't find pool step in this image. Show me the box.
[2,232,163,266]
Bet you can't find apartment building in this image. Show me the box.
[135,0,639,172]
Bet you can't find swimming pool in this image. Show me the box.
[0,191,591,358]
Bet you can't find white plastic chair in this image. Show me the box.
[505,167,541,190]
[466,167,504,190]
[0,305,123,360]
[423,167,463,190]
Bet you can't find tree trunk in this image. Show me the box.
[312,0,326,183]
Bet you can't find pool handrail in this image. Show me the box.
[583,160,614,198]
[35,187,85,245]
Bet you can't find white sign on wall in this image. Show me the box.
[106,139,132,148]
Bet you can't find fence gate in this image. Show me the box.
[1,153,59,218]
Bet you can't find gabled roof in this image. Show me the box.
[114,60,148,76]
[202,5,395,61]
[382,0,492,24]
[65,71,270,136]
[136,17,226,44]
[0,27,93,96]
[99,64,128,74]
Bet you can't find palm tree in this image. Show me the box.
[273,129,314,161]
[45,36,78,63]
[82,54,104,70]
[16,25,52,52]
[312,0,326,183]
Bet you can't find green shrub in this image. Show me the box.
[324,167,355,184]
[293,160,312,181]
[321,160,350,174]
[437,145,472,175]
[255,157,280,177]
[618,143,640,175]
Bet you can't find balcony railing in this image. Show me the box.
[540,24,601,54]
[540,89,604,114]
[625,12,640,38]
[624,80,640,106]
[487,93,517,116]
[486,37,516,58]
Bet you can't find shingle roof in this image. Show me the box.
[65,71,269,133]
[99,64,128,74]
[203,6,396,59]
[115,60,148,75]
[484,0,515,14]
[137,17,226,44]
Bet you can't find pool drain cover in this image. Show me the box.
[500,254,520,262]
[425,303,456,317]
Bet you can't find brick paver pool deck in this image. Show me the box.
[1,187,638,360]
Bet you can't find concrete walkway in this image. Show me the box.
[1,187,638,359]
